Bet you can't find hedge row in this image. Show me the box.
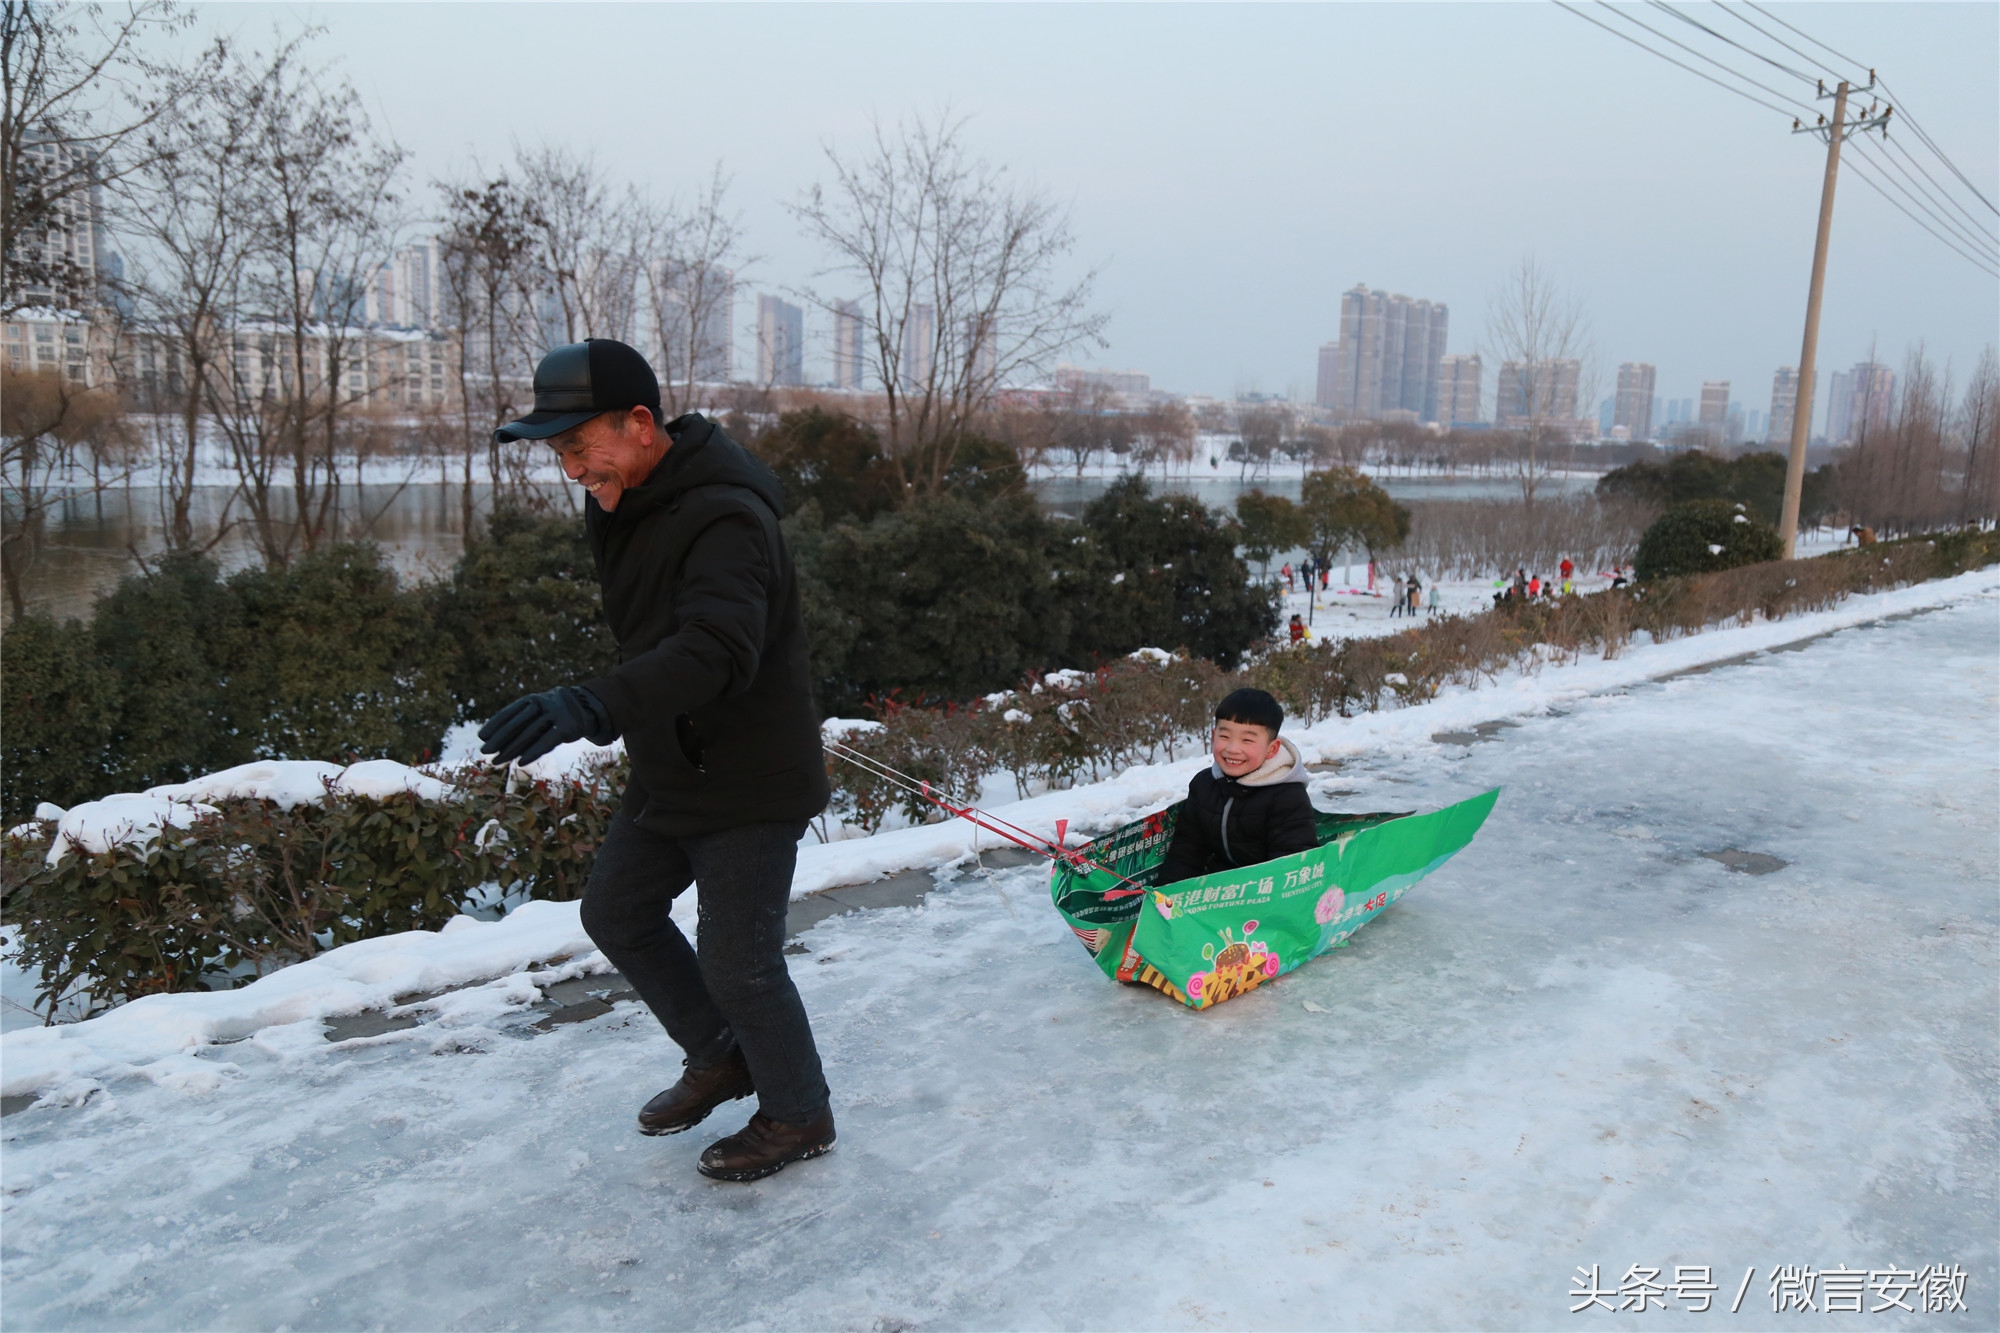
[3,757,623,1019]
[823,529,2000,833]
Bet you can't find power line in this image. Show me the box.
[1876,76,1998,216]
[1738,1,1997,218]
[1550,1,1798,120]
[1846,137,1999,264]
[1741,1,1871,81]
[1879,132,1999,244]
[1644,1,1817,86]
[1715,1,1857,86]
[1595,1,1818,114]
[1842,153,2000,280]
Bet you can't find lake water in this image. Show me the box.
[6,470,1595,621]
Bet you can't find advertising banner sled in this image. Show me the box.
[1050,788,1499,1009]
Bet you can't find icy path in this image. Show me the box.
[3,601,1995,1331]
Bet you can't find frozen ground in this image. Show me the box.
[2,592,1994,1329]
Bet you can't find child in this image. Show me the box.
[1155,688,1319,886]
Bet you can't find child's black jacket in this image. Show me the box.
[1155,741,1319,885]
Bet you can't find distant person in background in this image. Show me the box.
[1612,566,1629,589]
[1561,575,1574,596]
[1321,566,1331,592]
[1282,562,1294,592]
[1288,613,1308,644]
[1528,574,1542,597]
[1560,557,1574,583]
[1407,576,1421,617]
[1427,584,1441,615]
[1388,578,1405,618]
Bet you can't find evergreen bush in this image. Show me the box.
[0,613,120,824]
[5,756,623,1015]
[1635,499,1783,580]
[431,504,616,719]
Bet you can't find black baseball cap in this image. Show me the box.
[493,339,662,444]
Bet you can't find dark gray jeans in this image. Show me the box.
[579,813,829,1124]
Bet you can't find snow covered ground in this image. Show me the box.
[2,585,1993,1328]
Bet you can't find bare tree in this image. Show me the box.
[1483,255,1594,509]
[437,171,543,528]
[112,44,260,552]
[790,110,1106,497]
[201,37,408,566]
[1959,346,1999,525]
[515,145,643,348]
[1,363,129,615]
[1235,405,1287,481]
[1131,399,1195,477]
[641,164,749,419]
[1,1,217,314]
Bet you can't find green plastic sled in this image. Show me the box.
[1050,788,1499,1009]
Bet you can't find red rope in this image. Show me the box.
[822,740,1150,897]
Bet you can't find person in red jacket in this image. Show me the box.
[1559,557,1574,582]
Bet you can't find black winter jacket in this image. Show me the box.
[1154,746,1320,886]
[580,413,830,835]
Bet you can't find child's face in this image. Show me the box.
[1212,720,1281,778]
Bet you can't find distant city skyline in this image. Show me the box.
[170,4,1994,407]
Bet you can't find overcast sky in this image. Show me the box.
[196,2,1997,419]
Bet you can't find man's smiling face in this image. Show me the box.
[549,406,666,511]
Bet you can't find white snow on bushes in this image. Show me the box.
[41,794,219,867]
[42,759,456,867]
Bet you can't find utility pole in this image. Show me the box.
[1779,79,1892,558]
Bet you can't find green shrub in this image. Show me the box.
[750,408,905,525]
[0,613,120,824]
[220,544,460,764]
[1635,500,1783,580]
[431,505,617,719]
[6,757,624,1016]
[90,552,246,793]
[1066,476,1279,670]
[1598,450,1838,527]
[791,492,1072,716]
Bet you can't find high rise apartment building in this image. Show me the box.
[901,303,937,391]
[1768,366,1800,444]
[9,133,108,310]
[643,262,733,384]
[1826,361,1895,444]
[1435,354,1483,426]
[961,314,997,388]
[1317,285,1449,422]
[1698,381,1731,430]
[366,240,444,329]
[1614,362,1656,441]
[757,294,804,387]
[1495,359,1581,430]
[832,299,866,390]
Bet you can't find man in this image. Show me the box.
[478,339,834,1183]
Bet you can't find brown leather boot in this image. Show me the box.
[696,1107,837,1182]
[637,1048,755,1136]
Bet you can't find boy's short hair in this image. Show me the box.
[1214,687,1283,733]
